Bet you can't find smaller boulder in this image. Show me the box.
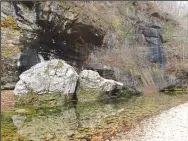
[79,70,123,92]
[12,115,26,128]
[78,70,123,101]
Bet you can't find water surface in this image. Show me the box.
[2,93,188,141]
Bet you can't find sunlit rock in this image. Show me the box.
[78,70,123,101]
[79,70,123,92]
[14,59,79,99]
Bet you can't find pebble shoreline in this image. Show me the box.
[111,102,188,141]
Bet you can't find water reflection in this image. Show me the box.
[2,93,188,141]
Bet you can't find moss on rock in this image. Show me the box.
[1,111,29,141]
[76,88,109,102]
[76,87,135,103]
[15,91,71,107]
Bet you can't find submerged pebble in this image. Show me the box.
[12,115,26,128]
[111,102,188,141]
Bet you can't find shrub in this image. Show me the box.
[1,16,18,29]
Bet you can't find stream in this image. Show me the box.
[2,92,188,141]
[111,102,188,141]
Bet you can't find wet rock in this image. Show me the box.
[14,59,79,98]
[142,27,160,38]
[17,108,79,140]
[12,115,26,128]
[141,23,165,68]
[66,130,74,137]
[117,108,124,113]
[17,47,43,72]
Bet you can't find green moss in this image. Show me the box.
[57,60,64,68]
[2,92,188,141]
[15,91,39,106]
[1,105,67,141]
[2,44,21,59]
[112,17,121,28]
[15,91,68,107]
[14,108,36,116]
[44,67,49,74]
[1,111,29,141]
[77,87,139,103]
[1,16,19,29]
[77,88,107,102]
[44,60,64,74]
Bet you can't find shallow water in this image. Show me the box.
[111,102,188,141]
[2,93,188,141]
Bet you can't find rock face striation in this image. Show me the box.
[14,59,79,98]
[142,23,165,69]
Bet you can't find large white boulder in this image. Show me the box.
[14,59,79,97]
[79,70,123,92]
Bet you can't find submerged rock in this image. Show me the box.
[12,115,26,128]
[17,108,79,141]
[14,59,79,99]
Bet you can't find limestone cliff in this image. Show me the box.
[1,1,188,92]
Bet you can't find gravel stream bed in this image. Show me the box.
[111,102,188,141]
